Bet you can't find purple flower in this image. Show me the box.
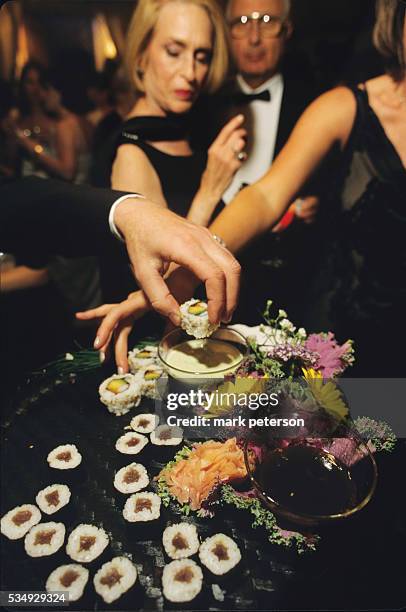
[304,333,354,377]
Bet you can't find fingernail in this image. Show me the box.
[94,336,100,348]
[170,312,181,326]
[99,351,105,364]
[118,366,124,375]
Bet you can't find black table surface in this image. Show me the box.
[1,368,405,612]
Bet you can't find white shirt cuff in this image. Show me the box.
[109,194,145,242]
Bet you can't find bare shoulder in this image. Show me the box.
[114,143,154,170]
[112,143,164,202]
[298,86,357,146]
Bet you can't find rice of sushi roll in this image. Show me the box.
[180,299,219,339]
[66,524,109,563]
[130,413,159,434]
[150,424,183,446]
[115,432,149,455]
[47,444,82,470]
[114,463,149,494]
[162,523,200,559]
[46,564,89,601]
[162,559,203,603]
[99,374,141,416]
[24,521,65,557]
[136,365,165,399]
[93,556,137,604]
[198,533,241,575]
[36,484,71,515]
[1,504,41,540]
[128,345,158,373]
[123,492,161,522]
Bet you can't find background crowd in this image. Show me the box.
[0,0,404,384]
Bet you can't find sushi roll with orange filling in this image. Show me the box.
[99,374,141,416]
[180,299,219,339]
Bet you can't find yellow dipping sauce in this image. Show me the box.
[164,339,243,378]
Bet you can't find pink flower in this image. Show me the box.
[304,333,353,378]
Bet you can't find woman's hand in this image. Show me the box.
[76,267,200,372]
[187,114,247,226]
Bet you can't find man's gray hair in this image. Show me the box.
[226,0,291,20]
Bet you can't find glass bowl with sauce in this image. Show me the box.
[158,327,247,381]
[243,414,378,527]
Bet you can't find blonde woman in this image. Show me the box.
[110,0,247,226]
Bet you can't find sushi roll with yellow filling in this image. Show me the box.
[136,365,165,399]
[114,463,149,494]
[66,524,109,563]
[123,492,161,522]
[24,521,65,557]
[46,564,89,601]
[94,556,137,604]
[162,523,200,559]
[115,432,149,455]
[150,424,183,446]
[1,504,41,540]
[99,374,141,416]
[36,484,71,515]
[180,299,219,339]
[162,559,203,603]
[128,345,158,373]
[47,444,82,469]
[130,413,159,434]
[198,533,241,575]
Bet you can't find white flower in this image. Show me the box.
[297,328,307,339]
[278,309,287,318]
[65,352,74,361]
[280,319,296,333]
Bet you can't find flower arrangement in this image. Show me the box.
[155,300,397,554]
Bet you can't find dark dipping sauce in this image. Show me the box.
[256,446,356,516]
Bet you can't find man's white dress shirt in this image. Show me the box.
[222,73,284,204]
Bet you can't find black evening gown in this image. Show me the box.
[330,87,406,376]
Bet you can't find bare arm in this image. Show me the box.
[209,87,357,253]
[111,144,167,207]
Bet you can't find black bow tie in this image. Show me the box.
[232,89,271,105]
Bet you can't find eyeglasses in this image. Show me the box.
[228,12,287,39]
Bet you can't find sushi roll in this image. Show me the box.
[46,564,89,601]
[24,522,65,557]
[128,345,158,373]
[66,524,109,563]
[123,492,161,522]
[162,559,203,603]
[1,504,41,540]
[47,444,82,470]
[199,533,241,575]
[115,432,149,455]
[94,556,137,604]
[114,463,149,494]
[136,365,165,399]
[130,413,159,434]
[99,374,141,416]
[150,424,183,446]
[180,299,219,339]
[36,484,71,515]
[162,523,200,559]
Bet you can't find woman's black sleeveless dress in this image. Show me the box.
[331,87,406,376]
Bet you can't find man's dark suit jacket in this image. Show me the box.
[0,176,128,262]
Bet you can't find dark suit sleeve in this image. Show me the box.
[0,177,130,258]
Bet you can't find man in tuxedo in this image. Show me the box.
[211,0,327,325]
[0,176,240,327]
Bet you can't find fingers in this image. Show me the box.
[76,304,116,321]
[135,265,182,326]
[94,293,148,349]
[215,114,245,146]
[114,321,133,373]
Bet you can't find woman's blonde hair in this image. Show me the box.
[373,0,405,80]
[125,0,229,94]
